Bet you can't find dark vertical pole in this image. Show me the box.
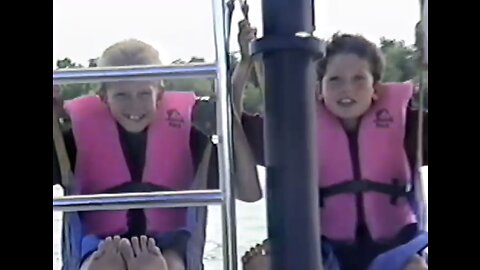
[251,0,324,270]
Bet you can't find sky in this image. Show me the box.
[53,0,420,67]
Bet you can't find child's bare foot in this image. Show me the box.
[163,249,186,270]
[120,236,168,270]
[242,239,271,270]
[87,236,126,270]
[405,254,428,270]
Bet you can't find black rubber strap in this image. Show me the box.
[250,35,323,59]
[319,179,412,207]
[102,182,174,194]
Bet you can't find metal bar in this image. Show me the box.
[212,0,238,269]
[416,0,428,234]
[260,0,322,269]
[422,0,428,65]
[53,63,218,85]
[53,190,223,212]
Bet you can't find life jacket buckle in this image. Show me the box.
[390,179,410,205]
[356,179,369,193]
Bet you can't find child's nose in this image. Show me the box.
[341,82,355,93]
[127,98,145,110]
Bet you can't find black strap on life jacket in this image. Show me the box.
[102,182,175,194]
[319,179,412,207]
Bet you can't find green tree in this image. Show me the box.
[379,38,418,82]
[56,35,426,112]
[56,58,98,100]
[243,83,263,114]
[378,36,428,109]
[164,57,215,97]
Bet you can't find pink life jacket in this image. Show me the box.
[318,82,417,242]
[64,91,196,237]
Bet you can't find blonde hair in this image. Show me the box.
[98,39,162,67]
[98,39,164,93]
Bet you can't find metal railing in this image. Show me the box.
[53,0,238,269]
[53,190,223,212]
[53,63,218,85]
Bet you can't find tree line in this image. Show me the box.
[55,37,427,114]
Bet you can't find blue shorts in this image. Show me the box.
[322,224,428,270]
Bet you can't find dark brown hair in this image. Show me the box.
[316,33,385,83]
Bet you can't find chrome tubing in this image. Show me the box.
[53,190,223,212]
[212,0,238,269]
[53,63,217,85]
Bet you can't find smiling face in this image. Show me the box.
[96,39,165,132]
[321,53,376,120]
[316,34,385,129]
[104,81,162,133]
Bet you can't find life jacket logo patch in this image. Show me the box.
[166,109,184,128]
[374,108,393,128]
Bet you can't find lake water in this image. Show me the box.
[53,166,428,270]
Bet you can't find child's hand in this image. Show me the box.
[53,85,69,120]
[237,19,257,61]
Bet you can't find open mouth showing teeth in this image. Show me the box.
[125,114,146,121]
[337,98,356,107]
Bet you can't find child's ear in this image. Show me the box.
[373,82,385,101]
[156,83,165,102]
[315,81,323,101]
[99,87,108,103]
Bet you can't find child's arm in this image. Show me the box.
[53,143,61,186]
[230,113,262,202]
[232,19,264,115]
[53,129,76,187]
[53,88,76,188]
[192,21,265,202]
[405,107,428,168]
[421,110,428,166]
[191,98,261,202]
[227,20,264,202]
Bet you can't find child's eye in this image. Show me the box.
[114,92,130,101]
[354,75,365,81]
[329,76,340,82]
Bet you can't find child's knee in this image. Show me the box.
[163,249,185,270]
[79,253,95,270]
[405,254,428,270]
